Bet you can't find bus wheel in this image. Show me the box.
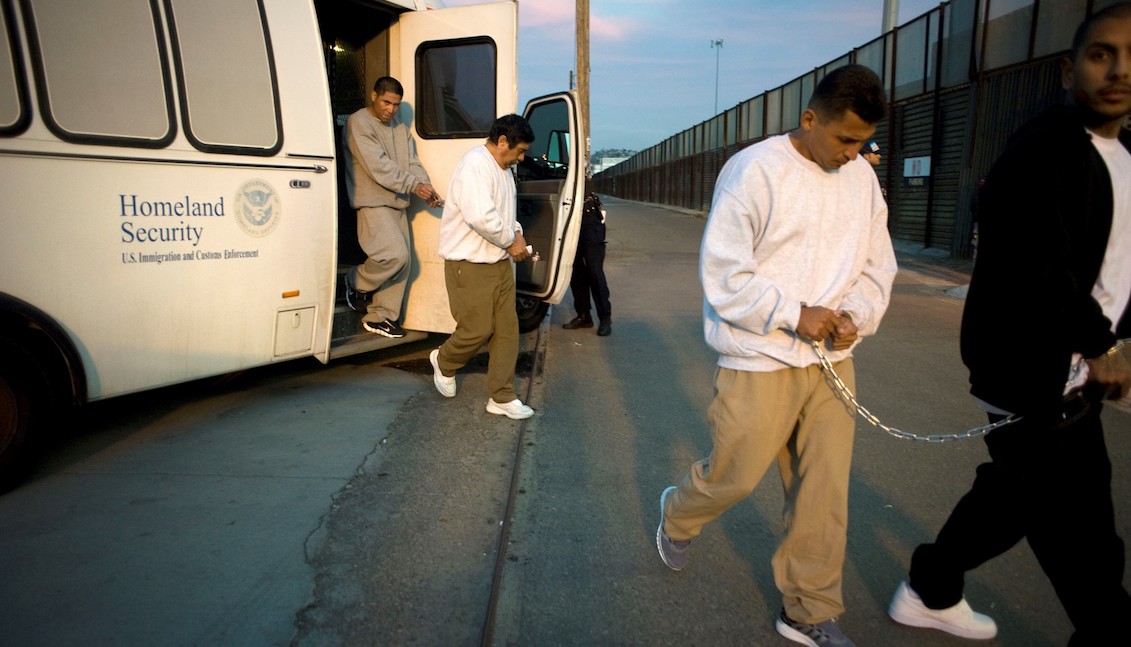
[516,297,549,334]
[0,340,44,492]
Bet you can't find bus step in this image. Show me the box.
[328,327,428,360]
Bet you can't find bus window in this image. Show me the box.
[0,2,28,135]
[521,97,571,179]
[22,0,174,146]
[165,0,281,155]
[415,37,496,138]
[545,130,570,174]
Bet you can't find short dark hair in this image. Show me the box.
[808,64,886,124]
[488,114,535,146]
[1071,2,1131,58]
[372,76,404,97]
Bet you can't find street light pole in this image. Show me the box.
[710,39,723,115]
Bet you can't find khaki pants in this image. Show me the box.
[351,206,410,323]
[664,361,856,623]
[437,259,520,402]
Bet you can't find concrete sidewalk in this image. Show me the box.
[0,359,425,646]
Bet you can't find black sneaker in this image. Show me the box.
[363,318,406,338]
[344,275,369,313]
[597,317,612,336]
[775,608,856,647]
[562,314,593,329]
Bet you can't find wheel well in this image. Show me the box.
[516,296,549,334]
[0,294,86,410]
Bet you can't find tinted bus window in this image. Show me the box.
[525,97,569,176]
[0,2,28,134]
[165,0,280,154]
[22,0,173,145]
[416,37,496,138]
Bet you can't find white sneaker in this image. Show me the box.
[888,581,997,640]
[429,349,456,398]
[486,398,534,420]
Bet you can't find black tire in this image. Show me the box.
[516,297,549,334]
[0,339,47,493]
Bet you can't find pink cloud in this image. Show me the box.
[591,15,626,39]
[519,2,572,27]
[517,2,628,39]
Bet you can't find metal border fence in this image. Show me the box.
[594,0,1123,258]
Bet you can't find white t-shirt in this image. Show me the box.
[1061,131,1131,398]
[1089,132,1131,328]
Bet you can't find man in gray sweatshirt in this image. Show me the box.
[343,76,441,338]
[655,65,897,647]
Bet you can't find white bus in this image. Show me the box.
[0,0,584,485]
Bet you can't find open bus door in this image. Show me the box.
[391,5,582,335]
[514,92,585,331]
[390,2,519,335]
[326,1,581,352]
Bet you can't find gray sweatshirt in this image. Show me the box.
[700,133,897,372]
[344,108,430,210]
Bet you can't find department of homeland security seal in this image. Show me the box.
[235,179,281,237]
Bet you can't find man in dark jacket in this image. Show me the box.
[888,5,1131,645]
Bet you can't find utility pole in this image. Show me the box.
[711,39,723,115]
[577,0,590,178]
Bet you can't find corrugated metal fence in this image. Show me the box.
[594,0,1114,258]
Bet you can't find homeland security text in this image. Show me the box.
[119,194,225,247]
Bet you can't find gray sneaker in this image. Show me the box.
[775,608,856,647]
[655,486,690,571]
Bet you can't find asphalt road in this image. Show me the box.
[492,198,1131,646]
[0,197,1127,647]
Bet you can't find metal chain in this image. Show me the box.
[809,340,1018,443]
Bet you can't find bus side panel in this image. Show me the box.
[263,0,338,363]
[391,2,518,334]
[0,0,337,400]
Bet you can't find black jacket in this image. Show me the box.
[582,192,604,224]
[961,105,1131,421]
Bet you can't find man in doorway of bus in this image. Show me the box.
[887,6,1131,645]
[429,114,536,420]
[655,64,896,647]
[343,76,441,339]
[562,189,612,336]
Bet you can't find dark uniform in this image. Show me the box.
[563,192,612,336]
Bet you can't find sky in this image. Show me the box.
[440,0,942,154]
